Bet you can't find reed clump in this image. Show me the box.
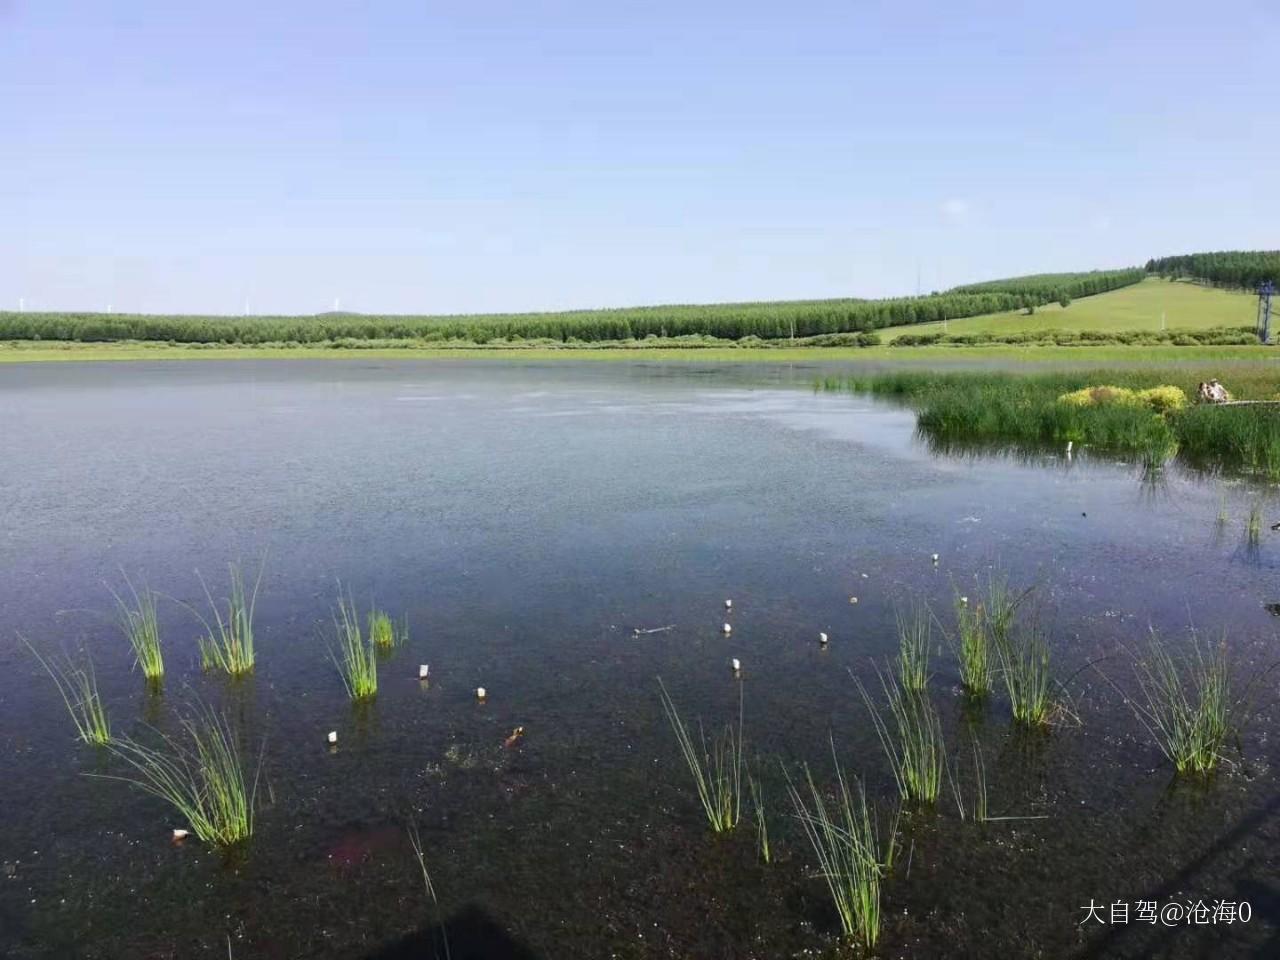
[194,562,264,676]
[787,748,898,950]
[368,609,408,650]
[23,637,111,745]
[994,624,1053,727]
[103,705,259,847]
[1128,633,1232,776]
[953,592,992,697]
[111,575,163,685]
[657,679,743,833]
[856,671,943,805]
[332,593,379,701]
[896,604,931,692]
[748,765,771,863]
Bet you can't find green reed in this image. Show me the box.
[954,592,993,697]
[110,575,163,685]
[1129,632,1232,776]
[332,593,379,701]
[194,562,264,676]
[657,678,743,833]
[748,766,771,863]
[102,705,259,846]
[22,637,111,745]
[856,671,944,805]
[787,747,898,950]
[995,624,1053,726]
[368,609,407,650]
[896,604,931,693]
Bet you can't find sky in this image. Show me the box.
[2,1,1278,316]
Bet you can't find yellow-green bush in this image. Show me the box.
[1058,384,1186,413]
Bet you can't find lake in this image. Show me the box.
[1,359,1277,959]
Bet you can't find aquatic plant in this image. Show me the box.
[332,593,378,701]
[194,562,264,676]
[896,604,931,693]
[953,592,993,697]
[786,747,898,950]
[1247,503,1262,547]
[407,822,452,960]
[102,705,259,846]
[748,766,771,863]
[657,678,743,833]
[856,671,944,805]
[994,624,1053,727]
[110,575,163,685]
[22,637,111,745]
[368,609,407,650]
[1217,494,1229,525]
[1128,633,1232,776]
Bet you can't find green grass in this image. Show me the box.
[857,671,944,805]
[22,637,111,745]
[748,766,771,864]
[1128,633,1232,776]
[995,625,1053,727]
[331,593,379,701]
[102,705,259,847]
[657,678,744,833]
[786,747,898,950]
[110,575,163,686]
[367,610,407,650]
[878,278,1256,341]
[953,592,993,698]
[194,562,264,676]
[896,604,932,692]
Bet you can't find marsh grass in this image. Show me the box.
[407,822,452,960]
[953,592,992,697]
[748,765,771,863]
[1247,503,1262,547]
[856,671,944,805]
[786,747,898,949]
[1127,633,1232,776]
[1216,493,1229,525]
[22,637,111,745]
[896,605,931,692]
[657,678,743,833]
[368,610,408,650]
[102,704,260,846]
[995,624,1053,727]
[193,562,264,676]
[332,594,379,701]
[110,575,163,685]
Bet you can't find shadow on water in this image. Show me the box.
[363,904,542,960]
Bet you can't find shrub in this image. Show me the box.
[1136,386,1188,412]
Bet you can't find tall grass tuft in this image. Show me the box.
[657,678,743,833]
[194,562,264,676]
[953,592,992,697]
[1247,503,1262,547]
[856,671,944,805]
[896,604,931,692]
[110,575,163,685]
[22,637,111,745]
[748,766,771,863]
[102,705,260,846]
[995,624,1053,726]
[332,593,379,701]
[787,747,898,950]
[1128,633,1232,776]
[367,609,407,650]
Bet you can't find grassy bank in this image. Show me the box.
[820,368,1280,476]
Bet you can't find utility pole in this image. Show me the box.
[1258,281,1275,344]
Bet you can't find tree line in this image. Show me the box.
[1145,251,1280,290]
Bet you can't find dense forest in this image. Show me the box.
[0,269,1144,345]
[1144,251,1280,290]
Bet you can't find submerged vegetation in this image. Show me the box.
[194,562,264,676]
[658,679,744,833]
[786,750,898,950]
[111,576,164,685]
[23,637,111,745]
[103,705,260,847]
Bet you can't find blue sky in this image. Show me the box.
[3,1,1277,315]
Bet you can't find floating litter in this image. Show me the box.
[722,623,732,635]
[849,596,858,604]
[418,664,430,680]
[171,829,189,842]
[960,596,969,606]
[931,553,940,563]
[476,686,487,701]
[725,599,732,610]
[326,731,338,745]
[731,658,741,673]
[819,632,829,645]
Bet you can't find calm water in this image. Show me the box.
[1,360,1277,959]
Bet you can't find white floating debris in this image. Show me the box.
[849,596,858,604]
[418,664,430,680]
[731,658,741,673]
[1066,441,1074,454]
[171,829,189,842]
[722,623,732,635]
[724,599,733,610]
[960,596,969,606]
[476,686,487,701]
[326,731,338,745]
[819,632,829,645]
[931,553,940,563]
